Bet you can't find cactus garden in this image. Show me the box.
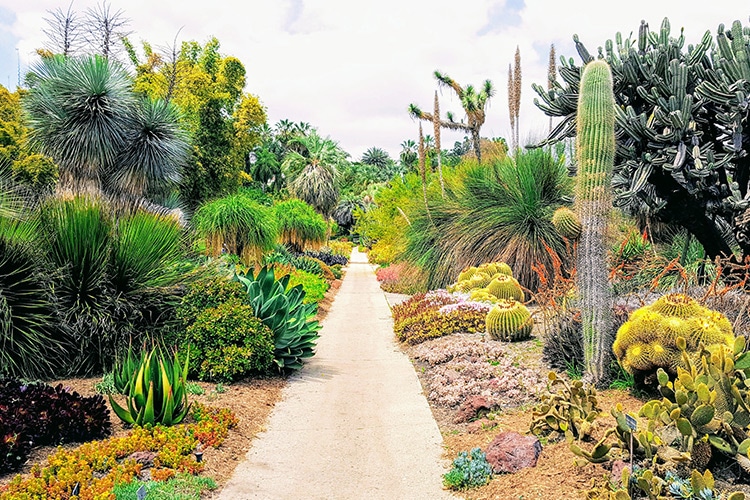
[4,3,750,499]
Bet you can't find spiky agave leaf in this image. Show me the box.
[0,217,60,379]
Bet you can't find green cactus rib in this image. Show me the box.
[486,274,524,301]
[576,59,616,383]
[551,206,582,240]
[485,299,532,341]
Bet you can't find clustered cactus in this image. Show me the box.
[449,261,522,301]
[613,293,735,377]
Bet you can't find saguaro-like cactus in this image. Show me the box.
[576,60,615,384]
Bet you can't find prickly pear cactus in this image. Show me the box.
[551,206,582,240]
[485,299,532,341]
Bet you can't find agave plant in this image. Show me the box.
[109,346,191,426]
[235,265,321,372]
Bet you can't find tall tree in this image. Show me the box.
[361,147,391,170]
[399,139,418,171]
[281,132,345,219]
[409,71,494,164]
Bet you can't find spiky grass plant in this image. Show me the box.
[403,148,572,291]
[0,217,60,379]
[273,199,327,252]
[193,193,278,265]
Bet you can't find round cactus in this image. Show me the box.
[457,266,479,283]
[470,289,497,303]
[552,206,582,240]
[613,293,735,376]
[478,261,513,277]
[486,299,533,341]
[486,274,524,301]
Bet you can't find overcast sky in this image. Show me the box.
[0,1,747,160]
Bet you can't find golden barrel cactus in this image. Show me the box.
[613,293,734,376]
[486,274,524,302]
[552,206,582,240]
[486,299,533,341]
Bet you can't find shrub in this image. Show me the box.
[303,249,349,266]
[393,290,489,344]
[326,240,353,258]
[236,266,321,372]
[287,269,330,304]
[0,379,111,473]
[443,448,492,490]
[112,473,217,500]
[177,276,250,327]
[185,299,275,381]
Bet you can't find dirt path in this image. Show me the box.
[218,248,455,499]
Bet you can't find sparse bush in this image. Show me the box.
[443,448,492,490]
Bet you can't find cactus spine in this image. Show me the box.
[576,60,616,384]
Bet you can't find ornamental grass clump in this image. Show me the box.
[193,193,278,265]
[274,199,327,252]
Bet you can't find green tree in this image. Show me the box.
[282,132,346,219]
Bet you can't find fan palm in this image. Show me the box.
[282,132,345,217]
[399,140,418,170]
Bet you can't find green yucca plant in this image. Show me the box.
[273,199,327,252]
[109,346,191,426]
[0,217,60,379]
[193,193,278,265]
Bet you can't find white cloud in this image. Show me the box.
[0,0,747,160]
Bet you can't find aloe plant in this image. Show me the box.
[109,346,191,426]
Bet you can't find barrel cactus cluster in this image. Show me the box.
[448,261,523,303]
[613,293,735,377]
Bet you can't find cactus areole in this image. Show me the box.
[576,60,616,384]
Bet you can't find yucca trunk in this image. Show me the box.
[575,60,615,384]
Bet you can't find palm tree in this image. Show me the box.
[409,71,494,163]
[281,132,346,219]
[399,140,418,170]
[24,54,188,198]
[361,147,391,169]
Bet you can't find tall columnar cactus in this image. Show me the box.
[576,60,616,384]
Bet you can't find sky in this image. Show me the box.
[0,0,747,160]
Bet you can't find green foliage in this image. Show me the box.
[177,276,249,327]
[193,193,278,265]
[185,299,275,381]
[112,473,217,500]
[24,55,188,197]
[402,148,572,292]
[94,372,118,395]
[530,371,600,441]
[274,198,327,252]
[235,265,321,372]
[485,299,533,342]
[442,448,493,490]
[37,196,191,374]
[576,59,616,385]
[0,217,59,379]
[287,268,330,304]
[109,346,191,427]
[11,153,58,192]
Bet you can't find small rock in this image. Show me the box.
[610,460,628,485]
[467,418,496,433]
[453,395,492,424]
[485,431,542,473]
[127,450,157,466]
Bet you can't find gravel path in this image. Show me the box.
[218,248,454,500]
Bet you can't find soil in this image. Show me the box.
[0,277,343,495]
